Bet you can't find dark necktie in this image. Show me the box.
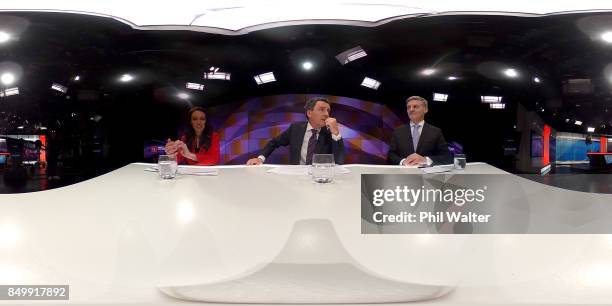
[412,124,420,151]
[305,129,318,165]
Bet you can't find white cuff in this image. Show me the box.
[399,158,406,166]
[331,133,342,141]
[257,155,266,162]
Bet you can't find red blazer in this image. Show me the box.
[176,132,220,166]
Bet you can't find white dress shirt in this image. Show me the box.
[258,122,342,164]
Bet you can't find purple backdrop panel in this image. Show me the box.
[220,126,248,141]
[249,124,291,139]
[222,140,248,155]
[248,139,271,153]
[362,139,386,158]
[209,94,406,164]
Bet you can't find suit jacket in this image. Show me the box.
[260,122,345,165]
[387,122,452,165]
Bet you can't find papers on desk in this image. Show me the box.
[266,166,310,175]
[144,166,218,176]
[420,165,454,174]
[266,165,351,176]
[178,167,218,176]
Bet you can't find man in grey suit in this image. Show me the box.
[387,96,452,166]
[246,97,345,165]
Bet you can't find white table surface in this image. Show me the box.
[1,162,612,304]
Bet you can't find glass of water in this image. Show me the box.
[158,154,178,179]
[454,154,466,170]
[311,154,335,183]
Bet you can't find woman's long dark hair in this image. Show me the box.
[185,106,213,152]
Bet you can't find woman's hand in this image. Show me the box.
[175,140,190,156]
[164,139,179,156]
[175,140,198,161]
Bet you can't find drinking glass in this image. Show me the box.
[453,154,466,170]
[158,154,178,179]
[311,154,335,183]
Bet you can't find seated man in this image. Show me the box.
[387,96,452,166]
[246,97,345,165]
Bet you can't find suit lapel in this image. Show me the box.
[292,122,308,163]
[297,122,308,137]
[406,124,416,153]
[314,127,327,153]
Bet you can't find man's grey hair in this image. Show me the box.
[405,96,428,108]
[304,97,330,112]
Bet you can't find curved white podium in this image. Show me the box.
[159,219,452,303]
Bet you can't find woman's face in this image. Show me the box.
[191,110,206,135]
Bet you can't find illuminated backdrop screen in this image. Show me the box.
[187,94,405,164]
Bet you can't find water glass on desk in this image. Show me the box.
[311,154,335,183]
[158,154,178,179]
[454,154,466,170]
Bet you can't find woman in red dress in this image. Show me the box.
[164,106,220,166]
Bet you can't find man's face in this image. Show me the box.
[307,100,331,128]
[406,99,428,123]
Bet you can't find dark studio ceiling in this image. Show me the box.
[2,11,612,135]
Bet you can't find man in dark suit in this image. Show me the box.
[246,97,345,165]
[387,96,452,166]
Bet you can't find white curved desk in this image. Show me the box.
[1,163,612,304]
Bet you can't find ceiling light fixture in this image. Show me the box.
[504,68,518,78]
[302,61,313,71]
[0,73,15,85]
[254,72,276,85]
[51,83,67,93]
[204,71,231,80]
[481,96,502,103]
[3,87,19,96]
[186,82,204,90]
[360,77,380,90]
[119,74,133,82]
[335,46,367,65]
[432,93,448,102]
[421,68,436,76]
[0,32,10,43]
[601,31,612,43]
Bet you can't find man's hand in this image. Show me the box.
[324,117,340,135]
[403,153,426,166]
[246,157,263,166]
